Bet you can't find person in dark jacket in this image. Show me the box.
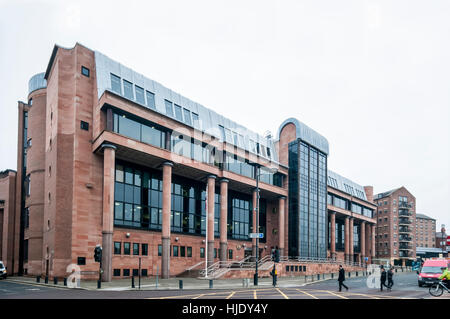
[380,265,389,291]
[338,265,348,292]
[387,266,394,290]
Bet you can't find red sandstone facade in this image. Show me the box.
[2,43,378,281]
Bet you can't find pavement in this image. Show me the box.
[2,270,448,299]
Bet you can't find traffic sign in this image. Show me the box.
[249,233,264,239]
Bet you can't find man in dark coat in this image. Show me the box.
[387,266,394,290]
[380,265,389,291]
[338,265,348,292]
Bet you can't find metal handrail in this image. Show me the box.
[185,261,206,271]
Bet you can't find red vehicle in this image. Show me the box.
[418,259,450,287]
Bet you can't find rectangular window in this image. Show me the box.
[228,249,233,260]
[146,91,156,109]
[192,113,199,127]
[133,243,139,255]
[133,269,139,277]
[77,257,86,265]
[187,246,192,257]
[123,242,130,255]
[183,108,192,125]
[123,269,130,277]
[114,242,121,255]
[113,269,121,277]
[173,245,179,257]
[165,100,174,117]
[80,121,89,131]
[200,247,205,258]
[180,246,186,257]
[174,104,183,121]
[123,80,134,99]
[141,269,148,277]
[158,245,162,256]
[141,244,148,256]
[81,66,90,77]
[135,86,145,104]
[111,74,121,94]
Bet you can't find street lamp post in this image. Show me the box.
[254,165,260,286]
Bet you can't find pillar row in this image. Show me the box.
[361,221,366,264]
[344,216,350,262]
[330,212,336,260]
[219,179,229,263]
[207,175,216,267]
[278,196,286,257]
[161,161,173,279]
[101,144,116,282]
[349,217,354,262]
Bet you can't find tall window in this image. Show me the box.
[229,195,251,240]
[123,80,134,99]
[111,74,121,94]
[146,91,156,109]
[165,100,173,117]
[174,104,183,121]
[135,86,145,104]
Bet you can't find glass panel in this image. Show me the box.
[142,125,162,148]
[183,109,192,125]
[174,104,183,121]
[135,86,145,104]
[165,100,173,117]
[115,165,124,182]
[123,80,133,99]
[118,115,141,140]
[111,74,121,94]
[146,91,155,109]
[125,167,133,184]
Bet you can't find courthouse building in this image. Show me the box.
[0,43,376,281]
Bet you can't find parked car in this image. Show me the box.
[0,261,6,279]
[418,259,449,287]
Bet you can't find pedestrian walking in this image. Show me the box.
[387,266,394,290]
[338,265,348,292]
[380,265,389,291]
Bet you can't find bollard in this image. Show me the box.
[209,279,213,289]
[179,279,183,290]
[64,278,67,286]
[45,276,49,284]
[317,274,320,281]
[97,280,101,289]
[131,276,135,288]
[356,271,358,277]
[331,273,334,279]
[36,276,40,283]
[54,277,58,285]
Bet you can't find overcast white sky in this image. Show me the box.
[1,0,449,233]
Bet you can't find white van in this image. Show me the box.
[0,261,7,279]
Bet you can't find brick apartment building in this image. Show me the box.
[415,213,436,248]
[0,43,377,281]
[374,187,416,266]
[0,170,17,272]
[435,225,447,251]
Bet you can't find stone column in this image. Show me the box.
[344,216,350,262]
[330,212,336,260]
[101,144,116,282]
[161,161,173,279]
[207,175,216,267]
[349,217,354,263]
[278,196,286,256]
[361,221,366,264]
[371,224,376,261]
[219,179,229,263]
[252,189,258,257]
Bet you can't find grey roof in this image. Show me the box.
[374,188,401,200]
[94,50,278,163]
[28,72,47,95]
[327,170,367,201]
[277,118,329,155]
[416,213,435,221]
